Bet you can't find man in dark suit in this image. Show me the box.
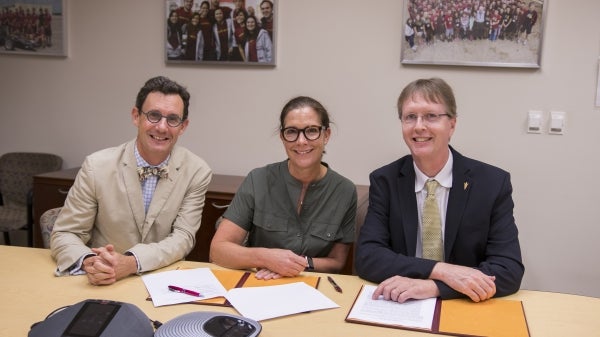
[355,78,524,302]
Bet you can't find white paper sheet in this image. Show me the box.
[224,282,339,321]
[142,268,227,307]
[346,285,436,330]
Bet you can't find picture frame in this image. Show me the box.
[400,0,547,68]
[0,0,67,57]
[165,0,276,66]
[596,58,600,107]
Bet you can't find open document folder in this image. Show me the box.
[195,268,321,306]
[142,268,339,321]
[142,268,337,321]
[346,285,530,337]
[143,267,321,307]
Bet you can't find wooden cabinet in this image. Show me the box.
[185,174,245,262]
[32,169,368,274]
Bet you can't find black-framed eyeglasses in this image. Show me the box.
[139,110,184,127]
[281,126,326,142]
[400,113,450,125]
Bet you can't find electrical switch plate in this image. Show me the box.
[549,111,566,135]
[527,110,543,134]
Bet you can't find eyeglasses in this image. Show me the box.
[400,113,450,125]
[140,110,184,127]
[281,126,326,142]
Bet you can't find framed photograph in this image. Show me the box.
[401,0,547,68]
[596,58,600,107]
[0,0,67,57]
[165,0,276,66]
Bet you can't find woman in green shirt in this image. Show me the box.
[210,96,357,279]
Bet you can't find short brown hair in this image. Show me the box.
[397,77,457,119]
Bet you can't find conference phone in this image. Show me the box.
[29,299,262,337]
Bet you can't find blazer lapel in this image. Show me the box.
[398,159,419,256]
[445,149,471,258]
[121,141,146,234]
[142,147,181,240]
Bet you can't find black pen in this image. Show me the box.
[327,276,343,293]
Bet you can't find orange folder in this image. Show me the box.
[438,298,530,337]
[193,269,321,306]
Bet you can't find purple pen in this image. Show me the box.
[168,285,202,297]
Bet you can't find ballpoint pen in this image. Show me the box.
[168,285,202,297]
[327,276,343,293]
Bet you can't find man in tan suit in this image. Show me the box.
[51,76,212,285]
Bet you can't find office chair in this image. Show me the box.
[0,152,62,246]
[40,207,62,248]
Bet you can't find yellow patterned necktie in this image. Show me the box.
[137,166,168,181]
[422,179,443,261]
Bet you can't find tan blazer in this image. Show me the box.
[51,140,212,273]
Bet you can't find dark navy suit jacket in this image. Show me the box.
[355,147,524,299]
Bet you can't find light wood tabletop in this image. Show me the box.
[1,245,598,337]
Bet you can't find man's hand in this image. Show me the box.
[430,263,496,302]
[82,254,116,285]
[83,244,137,285]
[372,275,439,303]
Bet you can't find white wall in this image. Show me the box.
[1,0,599,297]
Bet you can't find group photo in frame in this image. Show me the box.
[166,0,276,66]
[0,0,67,57]
[401,0,546,68]
[596,58,600,107]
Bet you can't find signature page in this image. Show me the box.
[346,284,436,331]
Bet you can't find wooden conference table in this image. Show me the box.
[1,245,599,337]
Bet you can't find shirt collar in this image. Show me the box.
[414,148,453,192]
[134,145,169,168]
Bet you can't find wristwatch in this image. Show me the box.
[305,256,314,271]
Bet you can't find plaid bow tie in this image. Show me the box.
[137,166,168,181]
